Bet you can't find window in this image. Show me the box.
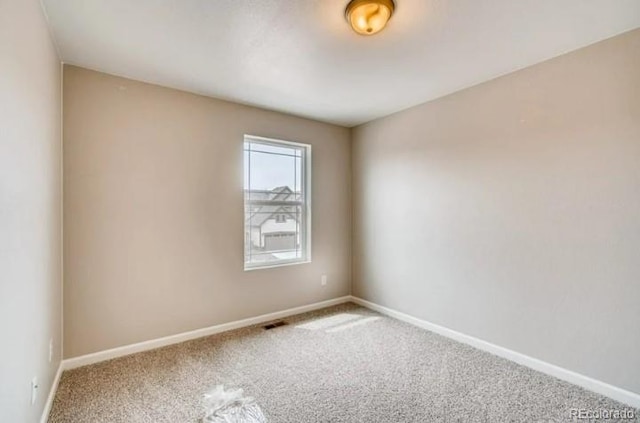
[244,135,311,270]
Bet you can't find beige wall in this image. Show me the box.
[0,0,62,421]
[63,66,351,358]
[352,29,640,394]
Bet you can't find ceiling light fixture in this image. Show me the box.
[345,0,395,36]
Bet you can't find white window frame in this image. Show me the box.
[243,135,312,271]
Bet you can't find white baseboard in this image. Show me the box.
[350,296,640,409]
[43,294,640,417]
[62,296,351,370]
[40,361,63,423]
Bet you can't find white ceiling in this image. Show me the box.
[42,0,640,127]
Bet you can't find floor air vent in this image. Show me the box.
[263,321,288,330]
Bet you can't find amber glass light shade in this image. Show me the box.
[345,0,395,35]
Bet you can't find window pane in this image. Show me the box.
[248,150,296,192]
[244,137,309,269]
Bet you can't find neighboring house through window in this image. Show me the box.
[244,135,311,269]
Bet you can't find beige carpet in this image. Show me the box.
[49,303,638,422]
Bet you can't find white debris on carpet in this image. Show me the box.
[202,385,267,423]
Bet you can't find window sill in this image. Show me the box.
[244,259,311,272]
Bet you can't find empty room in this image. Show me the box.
[2,0,640,422]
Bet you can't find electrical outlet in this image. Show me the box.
[49,339,53,363]
[31,377,38,405]
[321,274,327,286]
